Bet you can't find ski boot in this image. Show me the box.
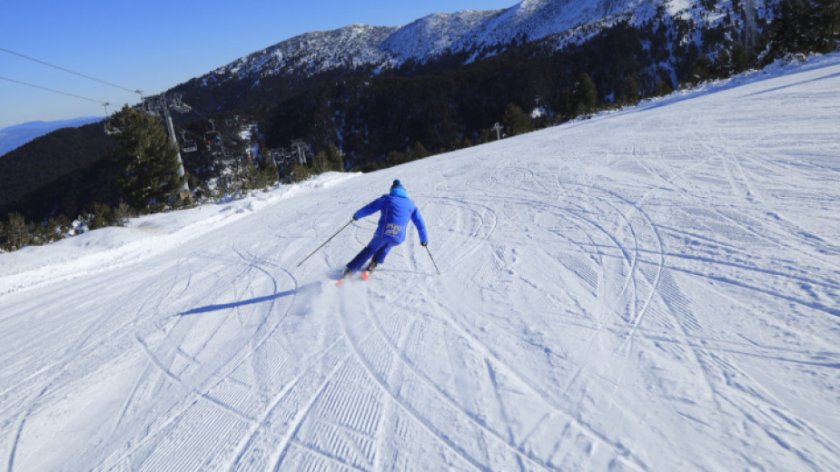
[361,261,378,280]
[336,267,353,286]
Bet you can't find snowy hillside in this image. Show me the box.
[206,0,774,82]
[2,54,839,471]
[205,25,398,83]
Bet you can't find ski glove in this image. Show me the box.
[421,241,428,247]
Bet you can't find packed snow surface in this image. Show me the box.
[2,54,839,471]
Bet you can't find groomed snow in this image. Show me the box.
[1,53,839,471]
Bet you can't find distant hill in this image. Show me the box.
[0,122,117,221]
[0,117,101,157]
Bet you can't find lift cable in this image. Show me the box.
[0,46,142,96]
[0,74,108,105]
[2,47,222,150]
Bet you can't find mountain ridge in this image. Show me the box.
[201,0,773,87]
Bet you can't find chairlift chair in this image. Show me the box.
[170,94,192,114]
[104,122,121,135]
[182,139,198,153]
[205,119,222,147]
[204,131,222,146]
[101,102,120,135]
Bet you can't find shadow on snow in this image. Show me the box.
[178,282,321,316]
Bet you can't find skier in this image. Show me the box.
[341,179,429,280]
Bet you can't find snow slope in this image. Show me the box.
[2,54,839,471]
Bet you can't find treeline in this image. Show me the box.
[265,0,836,170]
[264,15,762,170]
[0,105,335,252]
[769,0,840,57]
[0,204,132,252]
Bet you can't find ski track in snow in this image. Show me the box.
[1,54,840,471]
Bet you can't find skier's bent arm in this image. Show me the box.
[411,208,429,245]
[353,197,385,220]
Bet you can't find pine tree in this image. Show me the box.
[258,155,280,185]
[654,69,674,96]
[618,76,640,106]
[312,145,343,174]
[88,203,116,230]
[48,215,71,239]
[770,0,840,58]
[323,144,344,171]
[730,43,751,73]
[34,219,60,244]
[387,149,407,165]
[109,105,185,211]
[236,159,263,190]
[814,0,840,51]
[406,141,429,161]
[770,0,810,55]
[502,103,533,136]
[289,163,313,183]
[574,73,599,115]
[113,202,132,225]
[690,55,714,83]
[3,213,31,250]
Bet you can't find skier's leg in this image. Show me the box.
[372,242,397,265]
[365,244,390,272]
[347,238,389,272]
[362,241,395,278]
[346,245,375,272]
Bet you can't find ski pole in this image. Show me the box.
[424,245,441,275]
[296,220,353,267]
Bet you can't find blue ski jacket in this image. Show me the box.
[353,185,428,245]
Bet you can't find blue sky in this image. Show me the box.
[0,0,515,129]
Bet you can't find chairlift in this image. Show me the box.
[172,103,191,114]
[204,119,222,147]
[101,102,121,135]
[179,130,197,153]
[204,131,222,146]
[104,122,121,136]
[170,94,192,114]
[141,99,159,116]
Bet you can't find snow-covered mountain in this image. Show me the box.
[205,25,397,84]
[0,117,101,157]
[205,0,774,83]
[2,53,838,470]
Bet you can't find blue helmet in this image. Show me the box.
[390,179,407,197]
